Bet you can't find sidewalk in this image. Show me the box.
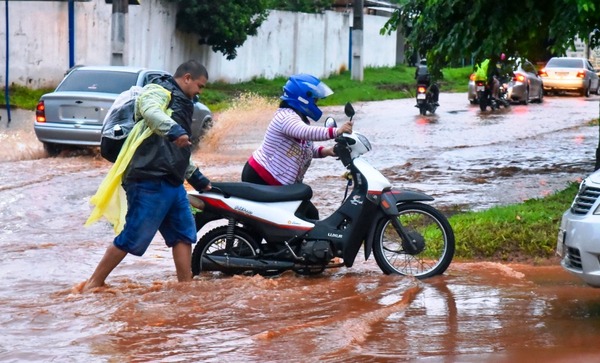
[0,107,35,131]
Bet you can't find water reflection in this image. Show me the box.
[415,114,439,125]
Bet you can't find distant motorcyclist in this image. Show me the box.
[495,53,514,85]
[491,53,510,100]
[474,55,505,101]
[414,58,440,105]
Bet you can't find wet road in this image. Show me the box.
[1,93,600,362]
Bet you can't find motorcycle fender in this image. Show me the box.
[389,189,434,203]
[194,209,222,232]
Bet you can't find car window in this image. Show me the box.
[586,61,594,71]
[56,70,139,94]
[546,58,584,68]
[522,61,536,74]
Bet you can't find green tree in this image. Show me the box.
[268,0,334,13]
[167,0,270,60]
[382,0,600,78]
[166,0,335,61]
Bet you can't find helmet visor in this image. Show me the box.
[305,80,334,99]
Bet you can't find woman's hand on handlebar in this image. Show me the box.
[321,146,336,157]
[336,121,353,136]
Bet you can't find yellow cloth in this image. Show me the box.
[474,59,490,81]
[84,121,153,233]
[85,85,174,233]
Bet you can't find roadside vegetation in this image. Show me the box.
[0,85,54,111]
[449,183,579,263]
[0,65,589,262]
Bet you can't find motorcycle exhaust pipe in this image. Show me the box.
[201,255,296,271]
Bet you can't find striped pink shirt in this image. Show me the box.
[251,108,337,185]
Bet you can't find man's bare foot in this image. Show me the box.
[71,281,87,294]
[77,279,106,293]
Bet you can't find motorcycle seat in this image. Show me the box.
[209,182,313,202]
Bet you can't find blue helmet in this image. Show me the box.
[280,74,333,121]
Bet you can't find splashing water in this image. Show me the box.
[0,118,46,162]
[196,93,278,165]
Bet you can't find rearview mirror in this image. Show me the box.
[324,116,337,128]
[344,102,355,119]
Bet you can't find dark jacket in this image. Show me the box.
[123,76,197,186]
[415,63,430,84]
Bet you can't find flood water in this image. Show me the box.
[1,93,600,362]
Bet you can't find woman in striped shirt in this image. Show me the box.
[241,74,353,218]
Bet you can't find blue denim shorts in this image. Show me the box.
[114,179,197,256]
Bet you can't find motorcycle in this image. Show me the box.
[187,102,455,278]
[475,76,511,111]
[415,83,437,115]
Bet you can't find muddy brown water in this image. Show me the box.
[1,93,600,362]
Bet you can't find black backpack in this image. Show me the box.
[100,86,143,162]
[416,65,430,83]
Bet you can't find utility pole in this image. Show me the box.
[68,0,75,68]
[110,0,128,66]
[4,0,11,126]
[351,0,364,81]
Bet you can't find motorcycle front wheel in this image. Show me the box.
[372,202,455,278]
[191,226,260,276]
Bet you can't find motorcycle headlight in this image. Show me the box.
[356,133,372,152]
[349,132,372,158]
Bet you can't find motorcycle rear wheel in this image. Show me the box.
[192,226,260,276]
[372,202,455,278]
[478,96,487,111]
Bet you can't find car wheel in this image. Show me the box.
[537,87,544,103]
[521,87,529,105]
[582,84,590,97]
[43,142,63,156]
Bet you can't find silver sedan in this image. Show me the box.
[540,57,600,97]
[506,58,544,104]
[34,66,212,156]
[468,57,544,105]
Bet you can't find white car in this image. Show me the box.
[540,57,600,97]
[557,170,600,287]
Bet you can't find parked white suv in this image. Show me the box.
[557,171,600,287]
